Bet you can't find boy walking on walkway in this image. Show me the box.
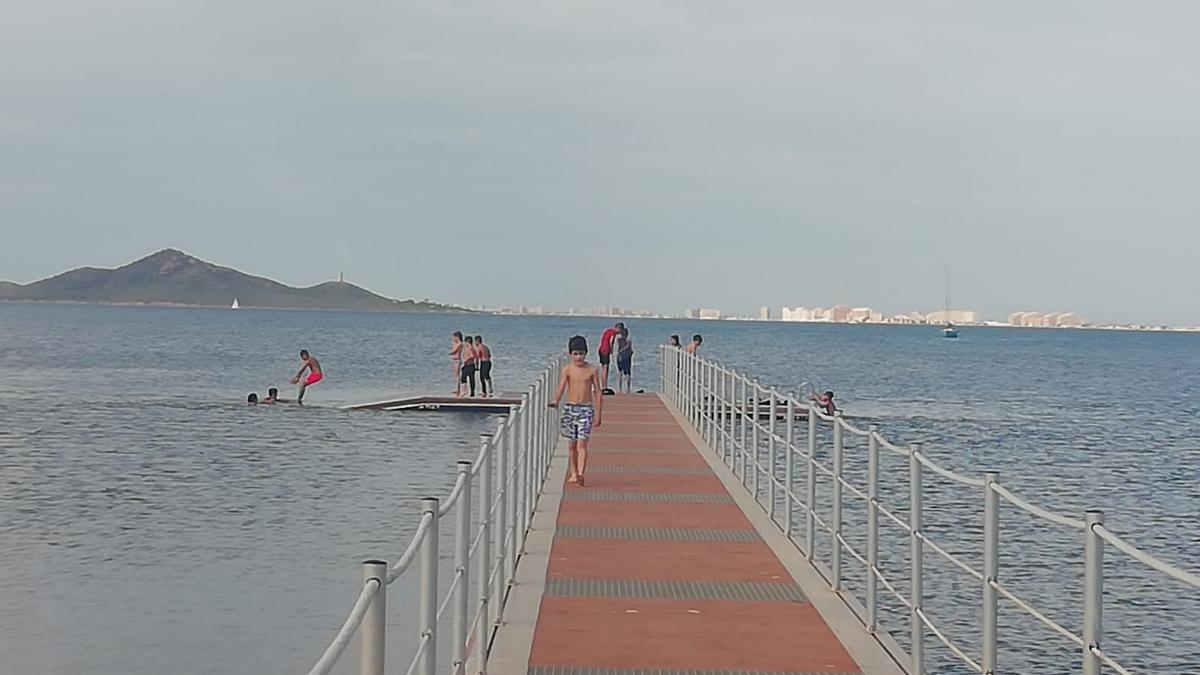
[548,335,603,486]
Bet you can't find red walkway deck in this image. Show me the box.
[523,394,864,675]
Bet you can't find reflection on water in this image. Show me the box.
[0,305,1197,674]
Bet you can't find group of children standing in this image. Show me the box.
[450,332,494,397]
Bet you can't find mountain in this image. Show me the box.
[0,249,470,313]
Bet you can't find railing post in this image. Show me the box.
[866,426,880,634]
[518,391,531,546]
[750,381,760,494]
[768,388,778,522]
[453,462,472,675]
[506,410,520,579]
[785,393,796,535]
[805,405,817,559]
[706,361,715,446]
[493,423,508,626]
[909,444,925,675]
[1083,510,1105,675]
[831,413,844,590]
[739,375,748,479]
[360,560,387,675]
[476,436,492,674]
[982,471,999,675]
[419,497,440,675]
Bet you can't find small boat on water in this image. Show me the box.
[943,323,958,339]
[231,298,239,310]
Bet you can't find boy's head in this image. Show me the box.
[568,335,587,362]
[615,322,625,331]
[824,391,834,399]
[620,327,629,337]
[300,349,309,359]
[268,387,278,398]
[453,331,463,341]
[464,336,473,344]
[475,335,483,343]
[247,393,258,404]
[692,334,702,344]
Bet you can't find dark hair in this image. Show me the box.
[247,393,258,404]
[670,335,680,346]
[692,334,702,343]
[568,335,587,353]
[824,391,834,398]
[300,349,309,358]
[464,336,473,343]
[474,335,483,342]
[615,322,625,330]
[453,331,463,339]
[268,387,278,397]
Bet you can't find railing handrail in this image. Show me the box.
[304,354,566,675]
[660,345,1199,675]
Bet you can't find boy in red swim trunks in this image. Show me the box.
[290,349,323,404]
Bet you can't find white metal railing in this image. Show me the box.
[660,345,1200,675]
[306,354,566,675]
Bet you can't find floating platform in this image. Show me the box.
[341,394,524,413]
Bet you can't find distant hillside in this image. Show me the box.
[0,249,471,313]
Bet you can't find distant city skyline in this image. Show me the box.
[3,2,1200,326]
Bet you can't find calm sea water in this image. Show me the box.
[0,304,1197,674]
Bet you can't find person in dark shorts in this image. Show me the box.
[616,327,633,393]
[475,335,493,397]
[460,336,478,397]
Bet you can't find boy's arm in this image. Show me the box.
[293,361,310,379]
[592,367,603,426]
[548,367,567,407]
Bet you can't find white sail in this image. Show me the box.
[231,298,239,310]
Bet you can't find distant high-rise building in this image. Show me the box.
[698,308,721,320]
[759,306,770,321]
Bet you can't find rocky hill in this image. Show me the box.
[0,249,469,313]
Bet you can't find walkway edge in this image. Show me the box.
[660,394,907,675]
[483,438,569,675]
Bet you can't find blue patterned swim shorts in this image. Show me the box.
[560,403,595,440]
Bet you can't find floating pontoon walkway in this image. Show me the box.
[340,394,524,412]
[488,394,901,675]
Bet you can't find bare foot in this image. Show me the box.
[567,474,578,484]
[577,475,586,487]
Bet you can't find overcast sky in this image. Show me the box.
[2,1,1198,324]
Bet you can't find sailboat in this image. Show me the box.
[942,266,958,339]
[231,298,240,310]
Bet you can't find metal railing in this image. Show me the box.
[660,346,1200,675]
[306,354,566,675]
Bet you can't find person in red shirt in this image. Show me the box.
[597,322,624,392]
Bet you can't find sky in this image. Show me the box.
[2,1,1198,325]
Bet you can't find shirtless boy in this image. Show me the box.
[474,335,493,397]
[290,349,323,404]
[548,335,603,486]
[450,332,464,396]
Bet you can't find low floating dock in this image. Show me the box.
[340,394,524,412]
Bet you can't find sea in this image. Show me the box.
[0,303,1197,675]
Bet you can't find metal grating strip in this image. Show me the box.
[545,578,806,602]
[587,465,713,476]
[530,669,858,675]
[561,491,734,503]
[557,525,761,542]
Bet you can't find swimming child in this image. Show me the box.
[475,335,493,397]
[290,349,323,405]
[616,327,633,393]
[460,336,478,397]
[247,393,259,405]
[548,335,603,486]
[262,387,283,404]
[811,390,837,416]
[450,332,464,396]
